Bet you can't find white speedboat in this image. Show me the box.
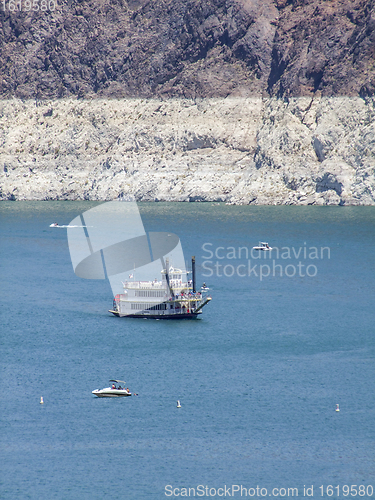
[92,380,132,397]
[252,242,272,251]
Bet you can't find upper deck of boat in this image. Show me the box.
[123,279,191,291]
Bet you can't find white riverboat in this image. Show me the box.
[109,257,211,319]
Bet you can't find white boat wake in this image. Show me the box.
[50,223,91,228]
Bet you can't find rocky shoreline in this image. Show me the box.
[1,96,375,205]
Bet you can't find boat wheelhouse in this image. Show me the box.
[109,257,211,319]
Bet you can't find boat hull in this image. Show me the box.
[109,310,200,319]
[92,389,132,397]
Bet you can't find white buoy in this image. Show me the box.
[177,400,181,408]
[335,404,340,412]
[40,397,44,404]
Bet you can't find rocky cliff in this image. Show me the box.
[1,96,374,204]
[1,0,375,204]
[1,0,374,99]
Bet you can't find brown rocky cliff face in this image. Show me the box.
[1,0,374,99]
[268,0,375,97]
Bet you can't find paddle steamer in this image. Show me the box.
[109,257,211,319]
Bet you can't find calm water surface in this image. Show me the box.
[1,202,374,499]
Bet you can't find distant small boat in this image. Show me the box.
[253,242,272,251]
[92,379,132,398]
[50,223,91,228]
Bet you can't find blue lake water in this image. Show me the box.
[1,202,374,499]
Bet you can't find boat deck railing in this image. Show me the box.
[124,280,166,289]
[170,292,206,301]
[123,280,193,291]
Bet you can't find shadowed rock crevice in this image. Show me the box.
[316,173,343,196]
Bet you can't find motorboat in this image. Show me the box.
[92,379,132,397]
[50,222,59,227]
[252,241,272,251]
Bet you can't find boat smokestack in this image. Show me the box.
[192,256,196,293]
[165,257,171,296]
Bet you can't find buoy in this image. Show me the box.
[40,397,44,404]
[335,404,340,412]
[177,400,181,408]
